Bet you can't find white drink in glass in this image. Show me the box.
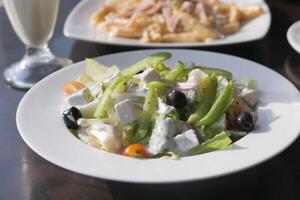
[3,0,72,89]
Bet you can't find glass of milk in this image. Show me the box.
[3,0,72,89]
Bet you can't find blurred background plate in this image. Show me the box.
[287,20,300,54]
[63,0,271,47]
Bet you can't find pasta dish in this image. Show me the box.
[90,0,264,43]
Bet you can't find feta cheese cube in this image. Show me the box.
[86,122,121,152]
[148,118,176,154]
[134,68,160,85]
[173,129,199,154]
[187,69,207,84]
[87,81,103,98]
[157,98,176,115]
[240,88,258,107]
[176,69,207,90]
[114,99,141,124]
[66,88,94,107]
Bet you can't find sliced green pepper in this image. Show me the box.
[130,81,165,143]
[121,52,171,76]
[187,74,218,124]
[187,132,232,156]
[164,61,185,82]
[93,75,126,119]
[203,126,225,141]
[195,66,233,80]
[196,81,233,127]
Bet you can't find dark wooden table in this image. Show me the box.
[1,0,300,199]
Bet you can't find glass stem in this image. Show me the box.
[24,44,54,61]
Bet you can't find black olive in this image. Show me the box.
[62,107,82,129]
[235,112,254,132]
[166,90,187,109]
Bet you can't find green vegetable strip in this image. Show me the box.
[187,75,218,124]
[196,81,233,127]
[203,126,225,141]
[164,61,184,82]
[121,52,171,77]
[93,76,126,119]
[195,66,233,80]
[130,82,165,143]
[187,132,232,156]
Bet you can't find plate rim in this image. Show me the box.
[63,0,271,47]
[287,20,300,54]
[16,49,300,183]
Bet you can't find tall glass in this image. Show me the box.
[3,0,72,89]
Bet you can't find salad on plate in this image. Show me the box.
[61,52,258,159]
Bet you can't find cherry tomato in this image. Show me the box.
[233,105,242,117]
[63,81,85,95]
[122,144,149,158]
[226,105,242,129]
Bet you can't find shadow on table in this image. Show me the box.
[107,156,296,200]
[68,39,268,62]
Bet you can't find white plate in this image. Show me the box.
[287,20,300,54]
[17,50,300,183]
[63,0,271,47]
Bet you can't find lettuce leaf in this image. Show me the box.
[85,58,120,81]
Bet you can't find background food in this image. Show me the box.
[90,0,264,43]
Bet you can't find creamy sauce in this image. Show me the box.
[4,0,59,47]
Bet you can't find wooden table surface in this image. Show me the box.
[0,0,300,199]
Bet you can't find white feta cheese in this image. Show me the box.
[77,118,102,128]
[233,79,258,95]
[87,81,102,98]
[240,88,258,107]
[187,69,207,84]
[148,118,177,154]
[114,99,141,124]
[176,69,207,90]
[157,98,176,115]
[173,129,199,154]
[86,122,121,153]
[134,68,160,85]
[176,82,198,90]
[66,88,94,107]
[217,76,228,95]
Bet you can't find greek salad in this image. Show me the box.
[61,52,258,159]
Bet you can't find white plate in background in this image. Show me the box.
[17,50,300,183]
[63,0,271,47]
[287,20,300,54]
